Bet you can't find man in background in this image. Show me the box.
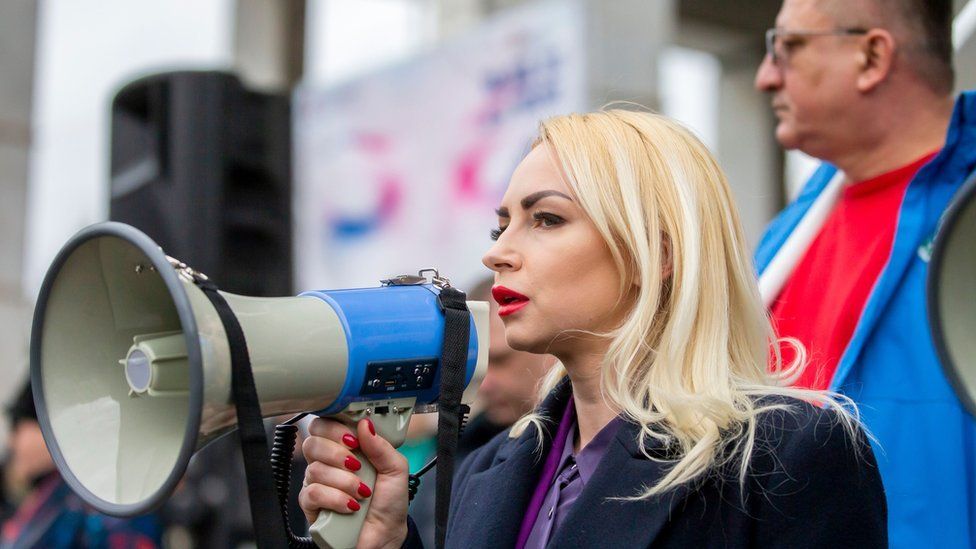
[754,1,975,546]
[1,382,162,548]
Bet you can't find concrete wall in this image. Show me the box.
[0,1,37,411]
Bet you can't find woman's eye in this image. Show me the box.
[533,212,565,228]
[489,226,507,241]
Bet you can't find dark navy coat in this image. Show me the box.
[406,378,886,548]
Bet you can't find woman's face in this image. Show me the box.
[482,145,631,358]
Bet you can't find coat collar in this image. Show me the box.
[546,419,690,548]
[756,92,976,389]
[447,378,690,548]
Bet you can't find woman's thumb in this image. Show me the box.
[356,418,408,476]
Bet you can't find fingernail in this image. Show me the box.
[347,499,361,511]
[344,455,362,471]
[357,482,372,498]
[366,418,376,436]
[342,434,360,450]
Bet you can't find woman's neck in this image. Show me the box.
[561,350,619,452]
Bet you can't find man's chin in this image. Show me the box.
[775,125,801,150]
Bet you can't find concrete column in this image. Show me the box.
[716,56,783,247]
[672,20,783,247]
[581,0,674,110]
[954,0,976,91]
[234,0,306,92]
[0,0,37,417]
[436,0,487,37]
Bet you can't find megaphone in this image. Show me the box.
[928,172,976,417]
[29,222,488,548]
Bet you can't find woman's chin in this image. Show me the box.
[503,329,552,355]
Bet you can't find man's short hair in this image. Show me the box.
[826,0,954,94]
[6,381,36,427]
[897,0,954,94]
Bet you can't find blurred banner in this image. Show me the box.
[293,0,585,291]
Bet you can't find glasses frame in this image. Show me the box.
[764,27,869,64]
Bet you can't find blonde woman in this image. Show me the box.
[298,111,887,548]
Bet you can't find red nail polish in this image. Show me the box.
[344,455,362,471]
[342,434,360,450]
[366,418,376,436]
[347,499,361,511]
[358,482,372,498]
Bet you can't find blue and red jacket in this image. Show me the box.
[755,91,976,548]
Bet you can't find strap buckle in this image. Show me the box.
[381,268,453,289]
[166,255,209,284]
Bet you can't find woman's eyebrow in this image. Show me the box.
[520,190,573,209]
[495,190,572,217]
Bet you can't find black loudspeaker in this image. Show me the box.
[109,71,292,296]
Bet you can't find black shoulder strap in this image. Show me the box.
[196,279,289,549]
[435,287,470,549]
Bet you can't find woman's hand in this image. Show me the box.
[299,417,410,549]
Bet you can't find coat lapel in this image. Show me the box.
[446,379,572,549]
[546,421,690,549]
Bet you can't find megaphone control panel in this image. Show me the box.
[360,358,437,395]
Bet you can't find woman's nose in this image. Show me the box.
[482,238,520,272]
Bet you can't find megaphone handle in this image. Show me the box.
[309,402,414,549]
[309,447,376,549]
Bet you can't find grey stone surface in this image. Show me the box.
[0,1,37,129]
[0,0,35,434]
[0,144,28,291]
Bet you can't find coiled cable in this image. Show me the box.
[270,413,316,549]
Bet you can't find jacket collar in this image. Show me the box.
[832,92,976,386]
[445,378,571,549]
[447,378,690,548]
[546,419,689,548]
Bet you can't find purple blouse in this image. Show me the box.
[514,397,622,549]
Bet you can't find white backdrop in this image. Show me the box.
[23,0,233,298]
[293,0,586,292]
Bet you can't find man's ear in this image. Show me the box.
[856,29,896,92]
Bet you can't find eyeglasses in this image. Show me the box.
[764,27,868,64]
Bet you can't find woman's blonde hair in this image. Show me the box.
[510,109,859,498]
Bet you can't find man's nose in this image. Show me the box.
[754,54,782,92]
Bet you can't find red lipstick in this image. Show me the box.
[492,286,530,317]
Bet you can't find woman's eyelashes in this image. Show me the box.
[532,211,565,228]
[489,211,565,241]
[489,226,507,241]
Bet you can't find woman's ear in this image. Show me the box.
[660,235,673,281]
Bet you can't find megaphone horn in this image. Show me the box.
[928,170,976,417]
[30,222,489,548]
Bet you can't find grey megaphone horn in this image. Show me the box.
[928,171,976,417]
[29,222,489,548]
